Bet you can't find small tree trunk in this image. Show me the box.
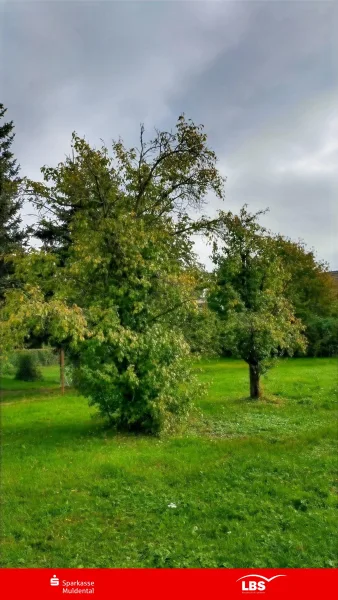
[60,347,65,395]
[249,363,261,399]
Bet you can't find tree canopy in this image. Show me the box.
[4,115,225,433]
[271,237,338,357]
[210,206,306,398]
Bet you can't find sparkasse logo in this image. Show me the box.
[237,574,286,593]
[49,576,96,595]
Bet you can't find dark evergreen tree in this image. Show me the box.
[0,103,26,298]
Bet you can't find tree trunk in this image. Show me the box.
[60,347,65,395]
[249,363,261,399]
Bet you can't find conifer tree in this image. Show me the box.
[0,103,26,298]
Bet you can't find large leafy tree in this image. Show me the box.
[5,115,225,433]
[31,116,223,259]
[210,207,306,399]
[0,103,26,299]
[272,237,338,356]
[273,236,338,317]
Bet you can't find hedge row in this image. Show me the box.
[10,347,59,367]
[2,347,59,376]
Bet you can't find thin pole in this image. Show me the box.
[60,347,65,395]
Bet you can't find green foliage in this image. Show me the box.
[181,304,221,356]
[305,316,338,357]
[30,115,224,259]
[3,347,56,378]
[0,103,26,299]
[210,206,306,397]
[14,352,43,382]
[5,115,225,433]
[34,347,59,366]
[273,237,338,319]
[73,326,202,434]
[1,356,15,376]
[219,302,304,369]
[1,283,87,365]
[272,237,338,356]
[10,347,58,368]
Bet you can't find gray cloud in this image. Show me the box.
[1,0,337,267]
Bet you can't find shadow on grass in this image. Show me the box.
[0,387,70,403]
[233,394,285,406]
[4,412,155,451]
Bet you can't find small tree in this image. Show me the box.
[210,207,306,398]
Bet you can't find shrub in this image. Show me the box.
[15,353,43,382]
[72,325,205,435]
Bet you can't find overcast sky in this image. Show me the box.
[1,0,337,269]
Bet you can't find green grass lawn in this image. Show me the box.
[1,358,337,568]
[0,365,60,397]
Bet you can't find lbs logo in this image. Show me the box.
[237,574,286,593]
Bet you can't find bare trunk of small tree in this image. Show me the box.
[249,363,261,399]
[60,347,65,395]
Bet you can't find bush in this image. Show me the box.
[72,325,205,435]
[15,353,43,382]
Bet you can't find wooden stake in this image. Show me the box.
[60,347,65,395]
